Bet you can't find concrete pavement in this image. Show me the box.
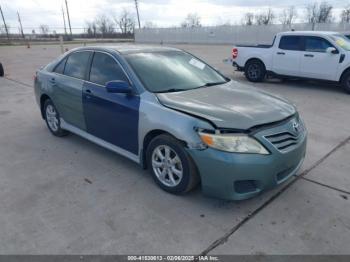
[0,43,349,254]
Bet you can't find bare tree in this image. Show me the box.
[341,5,350,23]
[280,6,297,25]
[242,13,254,26]
[115,9,135,34]
[95,15,114,36]
[181,13,201,28]
[39,24,49,35]
[306,2,333,29]
[85,21,97,37]
[255,8,275,25]
[318,2,333,23]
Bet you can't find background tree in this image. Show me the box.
[255,8,275,25]
[306,2,333,29]
[85,21,97,37]
[242,13,254,26]
[181,13,201,28]
[341,5,350,23]
[39,24,49,35]
[280,6,297,25]
[95,15,114,36]
[115,9,135,34]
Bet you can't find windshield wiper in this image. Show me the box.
[203,81,228,87]
[194,81,228,89]
[156,81,228,93]
[156,88,188,93]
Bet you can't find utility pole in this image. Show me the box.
[0,5,9,41]
[61,6,67,35]
[135,0,141,29]
[17,11,25,39]
[64,0,72,36]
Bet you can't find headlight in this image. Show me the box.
[198,131,269,154]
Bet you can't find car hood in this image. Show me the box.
[156,80,296,130]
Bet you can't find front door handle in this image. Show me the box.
[277,52,285,55]
[49,78,56,84]
[304,54,314,58]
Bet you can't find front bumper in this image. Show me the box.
[187,120,307,200]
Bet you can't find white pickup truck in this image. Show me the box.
[231,31,350,93]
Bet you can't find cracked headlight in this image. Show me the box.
[198,131,269,154]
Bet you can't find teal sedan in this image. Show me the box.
[34,46,307,200]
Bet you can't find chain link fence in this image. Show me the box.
[135,23,350,45]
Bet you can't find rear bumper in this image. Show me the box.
[187,132,307,201]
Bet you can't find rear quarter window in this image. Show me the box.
[279,36,302,51]
[64,51,91,79]
[53,57,67,74]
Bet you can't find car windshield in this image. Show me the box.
[330,34,350,51]
[124,51,228,93]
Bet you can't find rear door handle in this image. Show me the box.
[49,78,56,84]
[84,89,93,98]
[277,52,285,55]
[304,54,314,58]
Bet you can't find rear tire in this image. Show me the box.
[341,70,350,94]
[245,60,266,82]
[43,99,69,137]
[146,134,199,195]
[0,63,4,77]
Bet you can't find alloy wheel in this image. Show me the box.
[151,145,183,187]
[46,104,59,132]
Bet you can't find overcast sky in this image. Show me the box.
[0,0,347,33]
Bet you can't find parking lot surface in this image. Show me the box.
[0,43,349,254]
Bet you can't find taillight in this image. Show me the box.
[232,48,238,59]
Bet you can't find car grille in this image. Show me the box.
[263,117,305,153]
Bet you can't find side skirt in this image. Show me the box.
[60,118,140,164]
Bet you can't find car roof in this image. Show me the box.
[70,45,181,55]
[277,31,340,36]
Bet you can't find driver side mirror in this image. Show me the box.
[105,80,131,94]
[326,47,338,54]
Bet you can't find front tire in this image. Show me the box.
[146,134,199,194]
[341,71,350,94]
[43,99,68,137]
[245,60,266,82]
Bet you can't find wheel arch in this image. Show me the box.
[141,129,187,169]
[339,67,350,83]
[245,57,266,69]
[40,94,51,119]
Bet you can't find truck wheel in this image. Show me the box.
[146,134,199,195]
[245,60,266,82]
[341,71,350,94]
[0,63,4,77]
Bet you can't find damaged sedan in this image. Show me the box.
[34,46,307,200]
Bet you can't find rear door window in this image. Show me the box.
[279,36,302,51]
[304,36,333,52]
[64,51,91,79]
[89,52,128,86]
